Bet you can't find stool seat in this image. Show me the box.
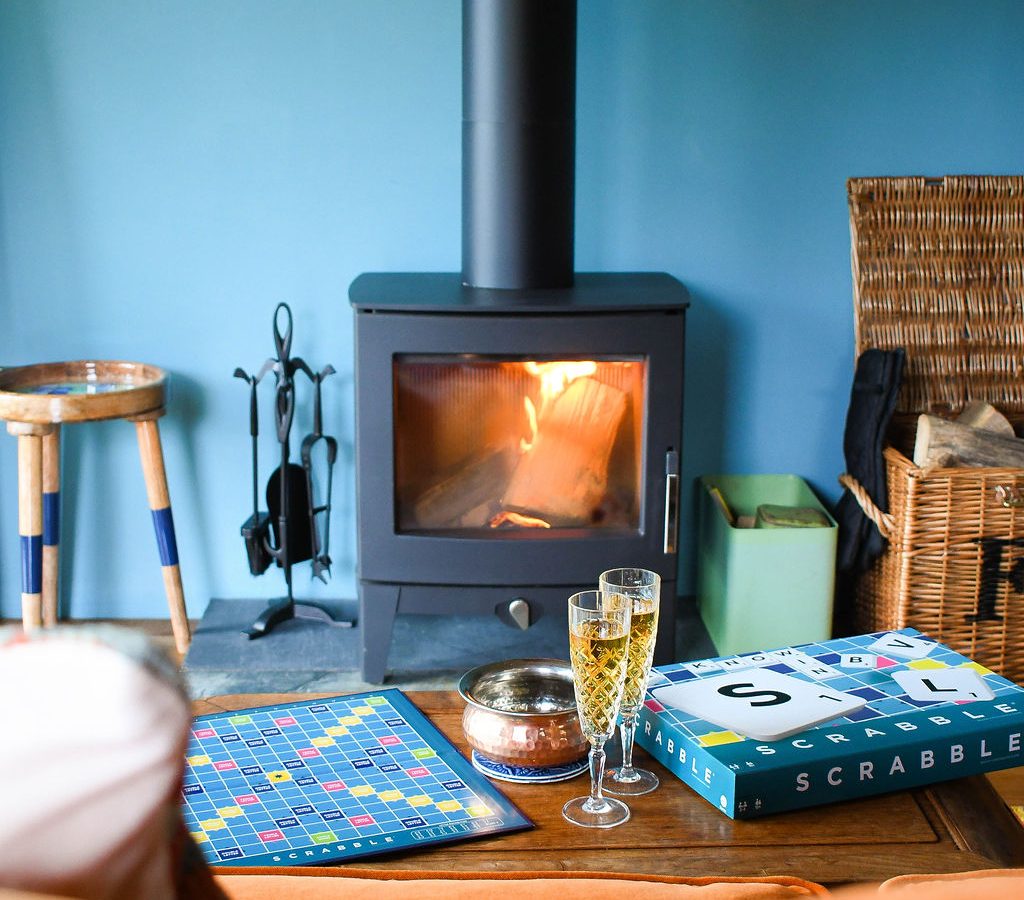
[0,360,190,654]
[0,360,167,424]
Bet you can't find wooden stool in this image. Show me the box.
[0,361,190,654]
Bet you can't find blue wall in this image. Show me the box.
[2,0,1023,619]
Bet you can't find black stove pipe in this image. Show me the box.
[462,0,576,290]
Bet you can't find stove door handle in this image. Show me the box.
[663,449,680,555]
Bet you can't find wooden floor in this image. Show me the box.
[5,617,1024,818]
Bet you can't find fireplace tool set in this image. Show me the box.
[234,302,349,638]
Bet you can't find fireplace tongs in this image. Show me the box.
[300,364,337,583]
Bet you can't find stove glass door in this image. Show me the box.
[393,355,646,535]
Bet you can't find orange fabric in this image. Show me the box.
[878,868,1024,897]
[829,868,1024,899]
[214,867,827,900]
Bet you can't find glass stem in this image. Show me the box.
[588,739,608,809]
[619,712,637,777]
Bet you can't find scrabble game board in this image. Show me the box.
[637,629,1024,818]
[182,689,531,866]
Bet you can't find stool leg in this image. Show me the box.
[134,418,190,655]
[42,426,61,627]
[10,427,46,630]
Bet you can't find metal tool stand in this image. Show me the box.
[236,303,350,639]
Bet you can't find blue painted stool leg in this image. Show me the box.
[42,426,61,626]
[134,417,190,654]
[8,424,51,630]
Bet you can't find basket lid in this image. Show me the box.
[849,175,1024,417]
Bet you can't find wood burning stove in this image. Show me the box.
[349,0,689,682]
[351,275,686,683]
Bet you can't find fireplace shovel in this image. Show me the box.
[301,365,337,583]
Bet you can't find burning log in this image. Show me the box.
[489,510,551,529]
[413,444,516,528]
[504,377,627,525]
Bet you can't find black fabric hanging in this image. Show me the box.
[834,348,906,577]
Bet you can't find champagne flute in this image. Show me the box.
[600,567,661,796]
[562,589,632,828]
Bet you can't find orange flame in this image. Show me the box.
[518,360,598,454]
[524,360,598,410]
[520,396,539,453]
[498,360,601,530]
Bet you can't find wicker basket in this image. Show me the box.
[846,176,1024,684]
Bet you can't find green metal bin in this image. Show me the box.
[697,474,837,656]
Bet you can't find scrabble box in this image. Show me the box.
[636,629,1024,818]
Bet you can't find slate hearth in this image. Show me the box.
[182,597,712,700]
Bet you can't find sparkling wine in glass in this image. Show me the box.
[562,589,632,828]
[600,567,661,796]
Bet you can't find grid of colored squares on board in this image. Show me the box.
[646,629,1016,745]
[182,689,531,866]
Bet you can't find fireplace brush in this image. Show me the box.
[234,360,274,576]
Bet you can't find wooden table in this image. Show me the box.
[193,691,1024,887]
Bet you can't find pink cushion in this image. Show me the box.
[0,626,223,900]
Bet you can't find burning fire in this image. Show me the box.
[524,360,597,411]
[518,360,597,455]
[489,511,551,529]
[405,355,637,533]
[519,397,538,453]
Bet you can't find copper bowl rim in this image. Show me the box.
[457,658,577,718]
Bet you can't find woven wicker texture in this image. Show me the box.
[849,176,1024,684]
[850,175,1024,418]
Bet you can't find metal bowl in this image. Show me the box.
[458,658,587,767]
